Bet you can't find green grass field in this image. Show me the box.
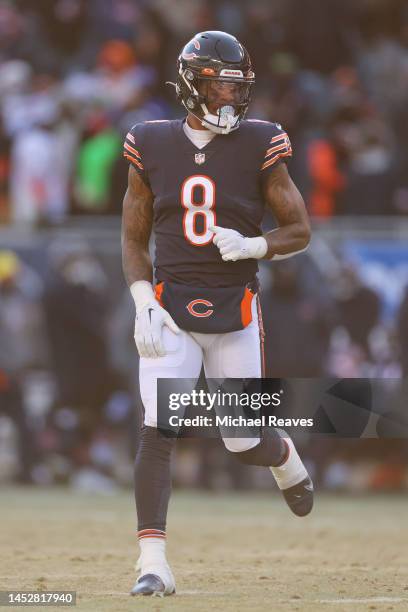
[1,488,408,611]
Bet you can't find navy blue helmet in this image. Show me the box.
[174,31,255,134]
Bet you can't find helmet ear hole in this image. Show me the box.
[186,97,195,109]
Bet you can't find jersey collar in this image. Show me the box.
[176,118,219,153]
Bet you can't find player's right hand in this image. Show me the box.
[134,300,180,359]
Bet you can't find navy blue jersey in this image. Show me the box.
[123,119,292,287]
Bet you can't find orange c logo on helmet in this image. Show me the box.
[186,299,214,318]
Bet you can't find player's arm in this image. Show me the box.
[122,166,179,359]
[261,163,311,260]
[121,165,154,285]
[211,164,311,263]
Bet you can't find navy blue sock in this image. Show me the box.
[134,426,176,532]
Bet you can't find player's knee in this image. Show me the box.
[223,437,260,453]
[234,442,273,466]
[232,429,286,467]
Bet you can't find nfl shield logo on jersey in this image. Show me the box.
[194,152,205,165]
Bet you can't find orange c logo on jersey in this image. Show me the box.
[186,299,214,318]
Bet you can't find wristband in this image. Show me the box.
[244,236,268,259]
[130,280,155,310]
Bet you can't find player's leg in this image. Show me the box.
[203,296,313,516]
[131,327,203,596]
[201,296,285,461]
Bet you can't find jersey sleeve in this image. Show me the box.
[260,123,293,176]
[123,124,149,183]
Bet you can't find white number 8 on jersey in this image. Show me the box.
[181,175,216,246]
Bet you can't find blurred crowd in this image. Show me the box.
[0,240,407,491]
[0,0,408,224]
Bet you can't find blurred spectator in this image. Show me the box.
[0,250,48,371]
[0,115,10,221]
[10,98,68,225]
[307,129,345,218]
[0,59,31,162]
[332,263,381,355]
[307,102,396,216]
[30,0,91,73]
[0,370,35,482]
[95,39,155,109]
[283,0,354,74]
[41,239,134,490]
[43,240,118,445]
[338,117,396,216]
[261,259,334,377]
[153,0,212,37]
[248,52,308,137]
[241,2,287,77]
[0,249,48,482]
[73,109,121,213]
[355,0,408,118]
[86,0,142,43]
[0,1,33,64]
[44,240,110,405]
[397,287,408,376]
[133,7,176,98]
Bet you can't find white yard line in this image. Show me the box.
[71,592,408,603]
[319,597,408,604]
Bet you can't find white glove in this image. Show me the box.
[130,281,180,359]
[210,225,267,262]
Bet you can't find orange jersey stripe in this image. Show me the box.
[265,141,290,158]
[240,287,254,328]
[124,153,144,170]
[270,132,289,144]
[154,282,164,307]
[124,142,142,159]
[261,150,292,171]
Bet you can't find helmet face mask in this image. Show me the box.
[175,31,255,134]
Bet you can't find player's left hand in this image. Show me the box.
[210,225,267,261]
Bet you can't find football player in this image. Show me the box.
[122,31,313,597]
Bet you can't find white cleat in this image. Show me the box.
[270,433,314,517]
[130,558,176,597]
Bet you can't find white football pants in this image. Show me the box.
[139,296,264,452]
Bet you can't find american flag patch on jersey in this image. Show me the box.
[261,131,292,171]
[123,132,144,170]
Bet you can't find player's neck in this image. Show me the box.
[186,114,210,131]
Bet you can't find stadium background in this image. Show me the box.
[0,0,408,495]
